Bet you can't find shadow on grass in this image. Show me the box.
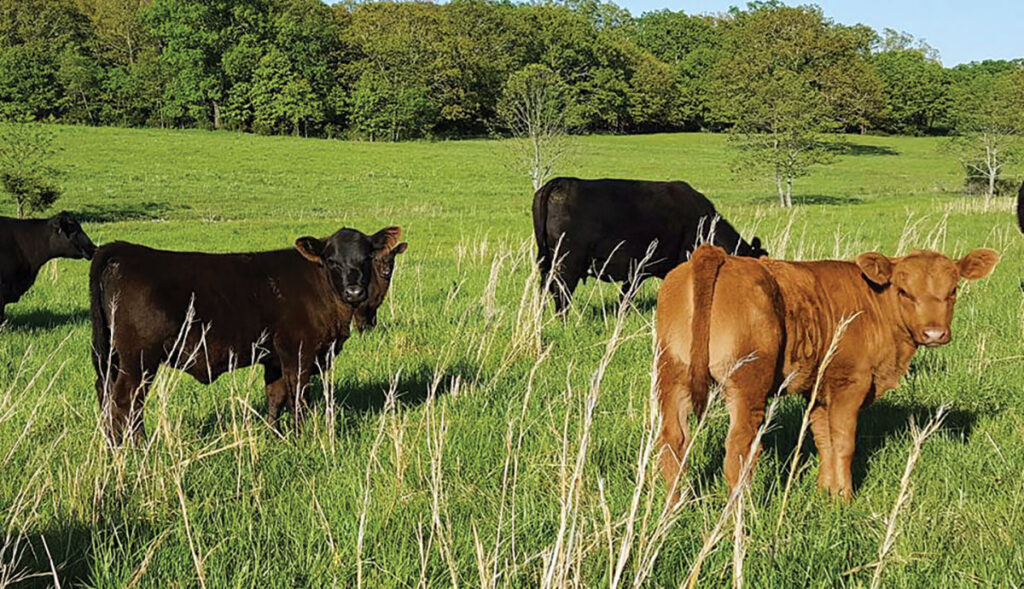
[792,194,865,206]
[12,522,94,587]
[836,143,899,157]
[193,355,479,437]
[72,201,189,222]
[335,359,479,416]
[17,518,165,588]
[568,281,660,320]
[3,307,90,331]
[690,399,980,496]
[752,193,866,207]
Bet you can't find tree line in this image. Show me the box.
[1,0,1021,143]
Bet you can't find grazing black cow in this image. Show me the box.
[90,226,399,443]
[353,227,407,333]
[0,212,96,323]
[532,178,767,312]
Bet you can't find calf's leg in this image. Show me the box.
[264,361,286,429]
[547,252,585,314]
[809,404,836,491]
[657,350,694,500]
[105,360,151,444]
[266,350,313,434]
[824,378,871,500]
[722,357,776,491]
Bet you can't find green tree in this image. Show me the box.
[625,53,675,130]
[342,2,438,140]
[710,5,847,207]
[948,68,1024,199]
[497,64,574,191]
[145,0,238,128]
[74,0,151,65]
[250,48,321,136]
[818,24,886,133]
[429,0,522,136]
[271,0,345,135]
[0,0,96,120]
[100,47,165,126]
[0,121,62,218]
[632,10,722,129]
[348,70,434,142]
[57,48,103,123]
[872,48,952,135]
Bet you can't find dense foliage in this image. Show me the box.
[0,120,62,216]
[0,0,1021,141]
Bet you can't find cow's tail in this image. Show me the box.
[89,246,117,401]
[688,244,727,416]
[1016,181,1024,233]
[532,179,555,282]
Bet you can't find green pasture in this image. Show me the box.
[1,126,1021,587]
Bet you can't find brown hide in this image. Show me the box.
[656,244,998,500]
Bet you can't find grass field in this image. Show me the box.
[1,126,1022,588]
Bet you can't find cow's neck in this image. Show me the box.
[875,286,919,392]
[312,268,354,338]
[13,221,56,275]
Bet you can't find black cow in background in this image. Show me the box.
[0,212,96,323]
[532,177,767,312]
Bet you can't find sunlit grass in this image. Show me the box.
[0,126,1021,587]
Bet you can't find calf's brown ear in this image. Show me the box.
[371,226,402,251]
[958,248,999,280]
[295,236,325,264]
[856,252,893,286]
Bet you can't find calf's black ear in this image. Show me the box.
[371,226,402,251]
[392,242,408,255]
[295,236,325,264]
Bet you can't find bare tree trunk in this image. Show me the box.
[530,131,542,191]
[786,176,794,208]
[81,90,95,124]
[776,172,785,208]
[985,141,999,201]
[212,100,221,130]
[16,198,24,219]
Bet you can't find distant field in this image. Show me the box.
[1,126,1022,587]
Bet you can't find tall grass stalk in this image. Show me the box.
[869,406,948,589]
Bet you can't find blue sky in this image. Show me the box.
[619,0,1023,66]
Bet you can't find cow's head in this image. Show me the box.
[355,226,408,333]
[857,248,999,347]
[295,227,397,306]
[47,212,96,260]
[738,236,769,258]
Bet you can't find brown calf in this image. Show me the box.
[656,243,998,499]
